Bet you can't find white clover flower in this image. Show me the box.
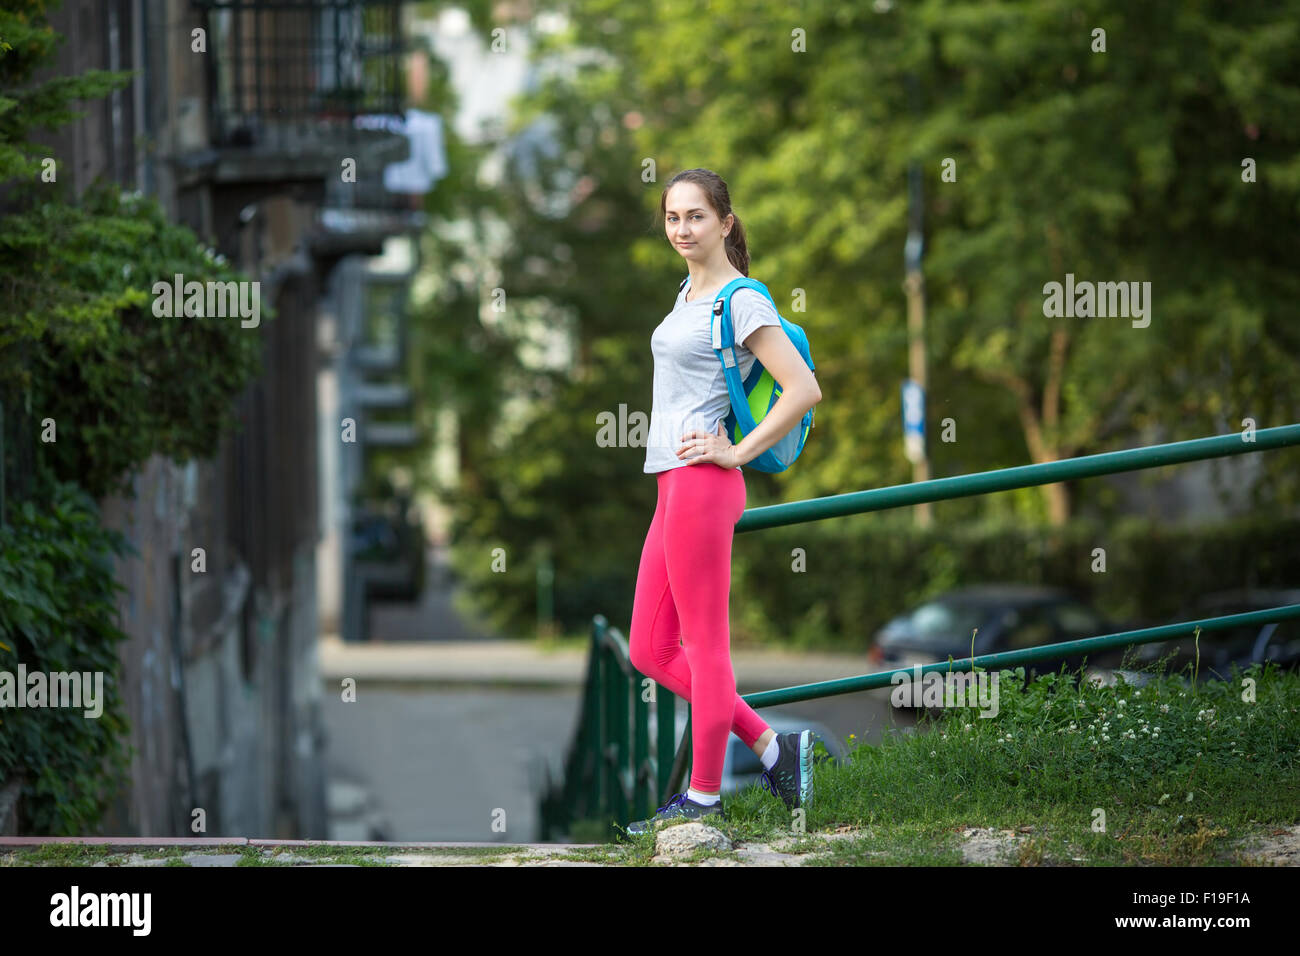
[1102,734,1110,742]
[930,751,937,757]
[1160,704,1169,713]
[1117,699,1126,708]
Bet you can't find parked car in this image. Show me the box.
[1086,588,1300,687]
[868,585,1120,704]
[647,707,848,798]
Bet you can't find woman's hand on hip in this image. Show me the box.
[678,422,739,469]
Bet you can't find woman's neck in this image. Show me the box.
[685,261,743,302]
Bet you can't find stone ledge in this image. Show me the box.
[0,837,599,853]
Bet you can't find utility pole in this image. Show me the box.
[903,154,932,528]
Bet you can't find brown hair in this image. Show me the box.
[658,168,749,276]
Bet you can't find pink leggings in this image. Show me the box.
[628,462,771,792]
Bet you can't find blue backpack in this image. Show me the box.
[678,275,816,473]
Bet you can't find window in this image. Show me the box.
[1053,602,1104,638]
[1003,606,1053,650]
[906,601,988,642]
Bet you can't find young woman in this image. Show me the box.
[625,168,823,835]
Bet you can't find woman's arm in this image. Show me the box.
[728,324,822,468]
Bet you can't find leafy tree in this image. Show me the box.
[429,0,1300,637]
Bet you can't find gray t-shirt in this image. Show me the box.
[643,281,782,474]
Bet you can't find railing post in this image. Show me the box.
[664,705,692,799]
[584,615,602,816]
[592,616,606,814]
[602,635,617,817]
[656,686,677,804]
[632,677,651,821]
[612,661,628,823]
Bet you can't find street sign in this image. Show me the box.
[901,379,925,464]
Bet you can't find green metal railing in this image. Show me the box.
[539,424,1300,838]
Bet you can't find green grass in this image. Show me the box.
[0,843,223,867]
[0,842,528,868]
[807,659,1297,864]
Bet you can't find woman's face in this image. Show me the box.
[664,182,731,262]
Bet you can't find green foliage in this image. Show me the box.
[0,0,267,499]
[0,1,132,183]
[0,186,268,497]
[0,481,133,835]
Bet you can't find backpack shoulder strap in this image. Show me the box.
[711,277,777,350]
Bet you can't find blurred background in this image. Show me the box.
[1,0,1298,843]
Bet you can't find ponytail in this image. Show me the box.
[724,213,749,277]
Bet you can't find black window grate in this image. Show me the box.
[193,0,406,148]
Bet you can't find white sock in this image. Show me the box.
[687,787,720,806]
[760,736,780,770]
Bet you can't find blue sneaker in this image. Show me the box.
[759,730,815,810]
[624,793,726,835]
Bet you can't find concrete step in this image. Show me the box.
[0,836,599,853]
